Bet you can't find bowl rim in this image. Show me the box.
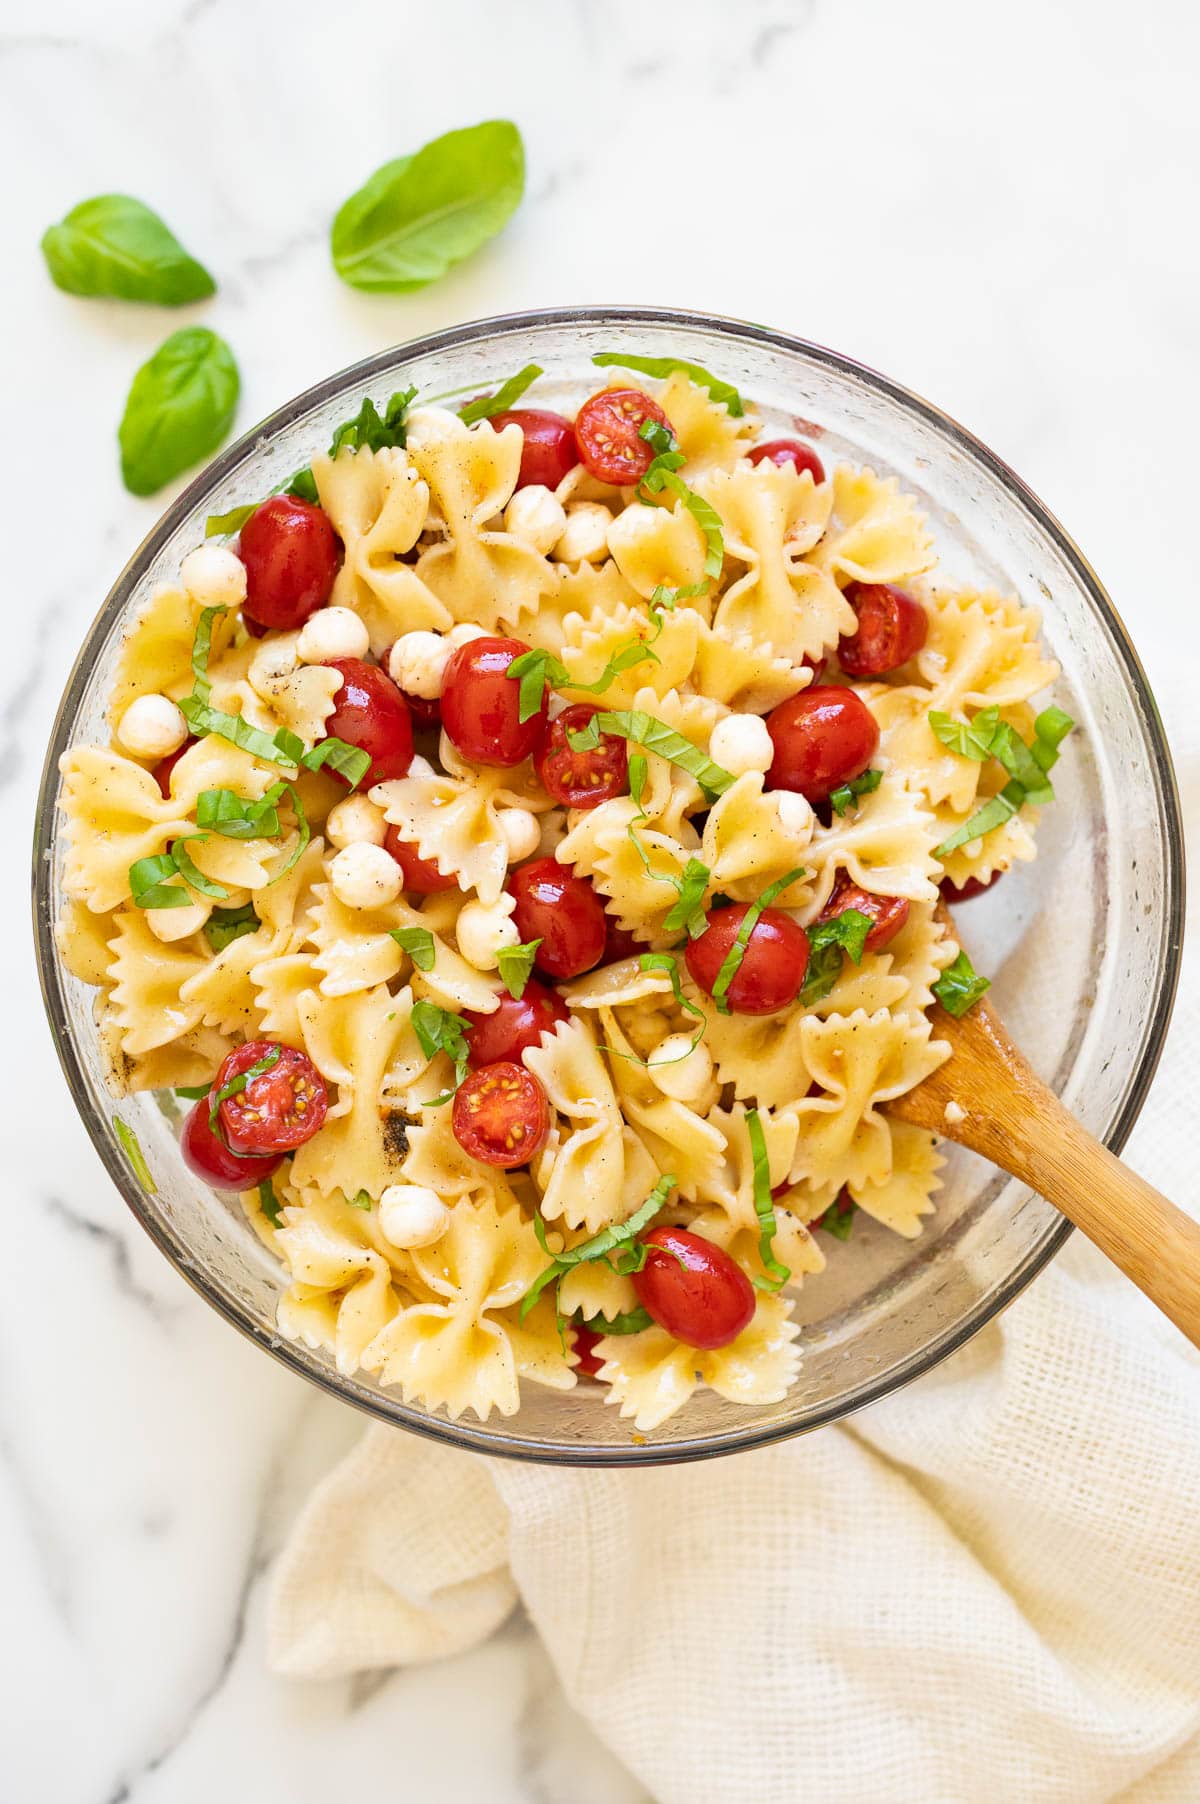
[32,304,1186,1466]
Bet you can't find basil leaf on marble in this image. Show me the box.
[118,326,239,496]
[41,194,215,305]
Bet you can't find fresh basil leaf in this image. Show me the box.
[410,1000,472,1101]
[590,710,734,800]
[348,1189,373,1211]
[933,785,1024,857]
[628,753,648,806]
[497,939,542,1000]
[567,712,602,752]
[286,466,319,504]
[579,1306,654,1336]
[661,857,711,939]
[928,707,1001,762]
[174,1083,214,1100]
[459,364,542,424]
[746,1107,790,1291]
[328,387,417,456]
[710,866,808,1013]
[208,1044,281,1130]
[814,1194,858,1240]
[178,695,300,768]
[114,1116,157,1193]
[128,852,191,910]
[642,465,725,589]
[300,737,371,790]
[591,352,744,417]
[118,326,240,497]
[506,647,562,723]
[800,907,873,1006]
[205,504,257,539]
[171,837,228,901]
[331,121,525,292]
[204,902,259,952]
[195,783,283,840]
[389,927,436,972]
[933,708,1074,857]
[263,783,310,885]
[989,721,1054,805]
[1031,706,1074,772]
[41,194,215,305]
[258,1176,283,1227]
[520,1175,676,1322]
[931,949,991,1017]
[637,417,682,466]
[828,768,883,816]
[189,605,227,705]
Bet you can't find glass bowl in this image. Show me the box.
[33,307,1185,1465]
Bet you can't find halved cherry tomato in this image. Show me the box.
[535,703,628,808]
[765,686,879,805]
[240,496,340,631]
[941,871,1002,903]
[441,635,547,767]
[321,657,413,786]
[214,1040,328,1155]
[508,857,607,979]
[685,903,810,1016]
[819,878,909,954]
[748,438,826,484]
[383,824,458,894]
[573,388,672,486]
[151,739,196,799]
[632,1226,755,1350]
[451,1060,550,1168]
[838,582,928,678]
[572,1324,606,1379]
[488,408,579,490]
[602,917,641,963]
[180,1098,282,1189]
[464,981,569,1068]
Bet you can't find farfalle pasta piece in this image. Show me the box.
[304,879,405,997]
[848,1121,943,1238]
[99,1016,234,1096]
[605,502,711,610]
[57,900,121,987]
[372,753,551,907]
[411,416,555,631]
[360,1196,574,1421]
[655,371,759,475]
[804,767,941,909]
[106,583,235,724]
[700,772,815,904]
[691,619,811,713]
[698,995,811,1112]
[556,1257,639,1323]
[558,797,695,942]
[558,602,702,707]
[598,1291,800,1432]
[811,465,935,586]
[59,747,193,912]
[598,1007,728,1203]
[245,632,342,744]
[789,1009,949,1192]
[524,1016,658,1234]
[313,445,451,649]
[519,560,646,652]
[560,957,675,1011]
[275,1191,414,1377]
[105,908,208,1055]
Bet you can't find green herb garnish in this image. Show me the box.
[329,387,417,456]
[204,903,260,952]
[331,120,525,292]
[114,1116,156,1193]
[298,736,372,791]
[177,696,298,767]
[170,837,228,901]
[746,1107,790,1291]
[591,352,744,416]
[577,1306,654,1337]
[933,707,1074,857]
[41,194,215,306]
[710,867,808,1013]
[411,1001,472,1104]
[660,857,712,940]
[389,927,436,972]
[258,1176,284,1227]
[812,1193,857,1240]
[506,637,661,724]
[931,949,991,1017]
[205,504,257,539]
[118,326,239,497]
[520,1175,677,1334]
[800,907,873,1006]
[574,709,734,800]
[497,939,542,1000]
[195,784,283,840]
[828,768,882,816]
[348,1189,373,1211]
[459,364,543,424]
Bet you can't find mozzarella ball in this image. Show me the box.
[404,406,464,450]
[330,842,403,910]
[388,629,451,700]
[447,623,488,650]
[554,502,613,564]
[498,807,542,863]
[709,711,775,777]
[180,542,247,609]
[117,694,188,760]
[296,606,370,665]
[379,1184,451,1250]
[647,1033,714,1104]
[504,484,568,556]
[325,795,387,849]
[773,790,814,836]
[146,900,210,943]
[456,899,520,970]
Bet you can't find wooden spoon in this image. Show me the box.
[889,924,1199,1348]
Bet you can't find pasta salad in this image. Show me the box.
[57,356,1070,1433]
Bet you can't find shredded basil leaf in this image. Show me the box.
[828,768,883,816]
[411,1000,472,1103]
[174,1082,214,1100]
[578,1306,654,1336]
[190,605,226,704]
[170,837,228,901]
[348,1189,373,1211]
[586,709,734,800]
[661,857,712,940]
[710,867,808,1013]
[204,503,257,539]
[286,466,319,504]
[931,949,991,1017]
[114,1116,156,1193]
[497,939,542,1000]
[128,851,191,910]
[799,906,874,1006]
[459,363,542,424]
[813,1193,857,1240]
[258,1176,283,1227]
[506,638,660,725]
[520,1175,677,1324]
[300,736,372,790]
[628,753,648,806]
[208,1045,281,1130]
[933,708,1074,857]
[746,1107,790,1291]
[195,783,283,840]
[329,387,417,456]
[591,352,744,416]
[204,902,259,952]
[178,695,300,768]
[929,706,1002,762]
[933,784,1024,857]
[389,926,436,972]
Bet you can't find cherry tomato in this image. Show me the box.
[464,981,569,1068]
[441,635,547,767]
[383,824,458,894]
[838,582,928,678]
[685,902,810,1015]
[214,1040,328,1156]
[602,917,641,963]
[535,703,628,808]
[508,857,607,979]
[748,438,826,484]
[151,739,196,799]
[765,686,879,805]
[180,1098,282,1189]
[819,878,909,954]
[940,871,1003,903]
[632,1226,755,1350]
[451,1060,550,1168]
[321,657,413,786]
[572,1325,606,1379]
[573,388,673,486]
[488,408,579,490]
[240,496,340,631]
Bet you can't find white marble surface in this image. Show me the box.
[4,0,1198,1797]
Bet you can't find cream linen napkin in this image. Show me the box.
[269,684,1199,1804]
